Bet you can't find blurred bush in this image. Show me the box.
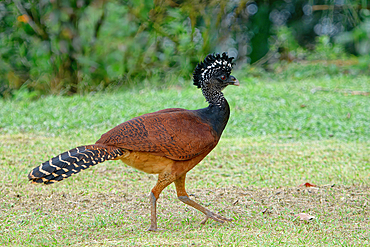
[0,0,370,98]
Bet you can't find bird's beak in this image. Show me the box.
[229,75,240,86]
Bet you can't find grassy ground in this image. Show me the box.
[0,63,370,246]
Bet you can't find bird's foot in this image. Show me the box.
[200,211,233,225]
[146,225,165,232]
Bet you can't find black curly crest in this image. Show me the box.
[193,53,234,88]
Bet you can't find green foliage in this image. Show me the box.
[2,0,370,98]
[307,35,348,60]
[0,0,241,97]
[335,12,370,56]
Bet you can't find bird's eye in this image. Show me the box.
[221,75,226,80]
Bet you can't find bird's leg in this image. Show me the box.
[147,172,176,231]
[174,174,233,225]
[148,191,158,231]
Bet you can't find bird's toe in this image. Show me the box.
[200,211,232,225]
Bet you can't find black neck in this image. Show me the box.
[195,97,230,139]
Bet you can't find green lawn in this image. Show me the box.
[0,65,369,246]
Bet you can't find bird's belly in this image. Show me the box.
[117,150,175,174]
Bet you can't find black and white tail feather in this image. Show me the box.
[28,145,124,184]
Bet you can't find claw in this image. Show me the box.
[146,227,165,232]
[200,211,233,225]
[200,215,210,225]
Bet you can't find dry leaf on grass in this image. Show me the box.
[299,182,317,187]
[294,213,315,222]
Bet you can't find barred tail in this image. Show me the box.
[28,144,124,184]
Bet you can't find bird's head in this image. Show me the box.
[193,53,239,91]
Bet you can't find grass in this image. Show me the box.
[0,63,370,246]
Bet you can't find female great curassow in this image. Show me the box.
[28,52,239,231]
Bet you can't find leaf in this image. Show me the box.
[294,213,315,221]
[299,182,317,187]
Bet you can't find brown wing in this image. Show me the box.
[96,108,218,160]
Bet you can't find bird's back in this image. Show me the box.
[96,108,219,161]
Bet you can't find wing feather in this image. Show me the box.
[96,109,217,160]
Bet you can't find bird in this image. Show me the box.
[28,52,239,231]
